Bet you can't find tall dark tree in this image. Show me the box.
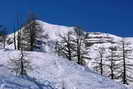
[16,14,22,50]
[21,12,42,51]
[98,47,105,75]
[73,26,88,65]
[0,25,7,48]
[121,40,128,84]
[17,30,21,50]
[107,46,120,80]
[13,25,17,50]
[115,39,133,84]
[92,47,106,75]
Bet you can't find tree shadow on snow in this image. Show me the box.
[25,75,57,89]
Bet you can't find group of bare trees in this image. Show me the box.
[92,40,133,85]
[55,31,75,61]
[55,27,86,65]
[13,13,42,51]
[117,40,133,84]
[55,28,133,85]
[9,13,42,77]
[55,27,89,65]
[0,25,7,48]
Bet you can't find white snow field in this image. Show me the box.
[0,49,129,89]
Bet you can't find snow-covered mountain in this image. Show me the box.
[6,20,125,52]
[5,20,133,67]
[0,20,132,89]
[13,20,129,49]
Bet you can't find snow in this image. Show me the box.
[36,20,75,41]
[0,49,129,89]
[1,20,132,88]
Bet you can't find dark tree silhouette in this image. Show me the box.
[0,25,7,48]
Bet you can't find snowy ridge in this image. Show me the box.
[6,20,125,52]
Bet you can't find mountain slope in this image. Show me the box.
[6,20,124,51]
[2,20,133,88]
[36,20,75,41]
[0,49,129,89]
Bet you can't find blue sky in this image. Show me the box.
[0,0,133,37]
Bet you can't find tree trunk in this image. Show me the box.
[100,53,103,75]
[122,41,128,84]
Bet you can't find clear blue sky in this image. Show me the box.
[0,0,133,37]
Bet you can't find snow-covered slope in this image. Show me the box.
[32,20,133,85]
[36,20,75,41]
[0,66,42,89]
[2,20,133,88]
[0,49,129,89]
